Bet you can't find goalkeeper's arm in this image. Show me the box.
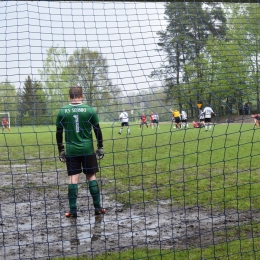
[93,123,104,159]
[56,126,66,162]
[56,126,63,148]
[93,124,103,148]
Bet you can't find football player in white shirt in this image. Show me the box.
[153,112,160,129]
[203,104,216,131]
[180,109,188,129]
[118,109,130,134]
[199,109,205,127]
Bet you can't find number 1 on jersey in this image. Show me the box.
[73,114,79,133]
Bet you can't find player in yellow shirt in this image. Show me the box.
[170,109,181,129]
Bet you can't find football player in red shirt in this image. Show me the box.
[2,117,10,133]
[140,113,149,129]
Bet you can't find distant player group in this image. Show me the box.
[118,110,160,135]
[117,105,218,134]
[192,104,216,131]
[170,108,189,129]
[170,104,216,131]
[140,112,159,129]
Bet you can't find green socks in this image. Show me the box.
[68,184,78,211]
[88,180,101,209]
[68,181,101,211]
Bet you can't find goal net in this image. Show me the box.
[0,1,260,259]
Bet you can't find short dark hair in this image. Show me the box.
[69,86,83,99]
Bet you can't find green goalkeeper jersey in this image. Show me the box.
[56,103,99,156]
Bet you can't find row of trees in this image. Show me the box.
[0,47,169,125]
[0,48,123,125]
[151,3,260,117]
[1,3,259,125]
[37,47,122,124]
[0,78,48,125]
[0,77,170,125]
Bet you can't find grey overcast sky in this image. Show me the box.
[0,1,167,94]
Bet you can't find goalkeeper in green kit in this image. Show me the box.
[56,85,105,218]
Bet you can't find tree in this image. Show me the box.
[227,4,260,112]
[39,46,69,97]
[19,76,47,125]
[202,36,251,115]
[40,46,122,122]
[66,48,116,109]
[38,46,70,123]
[151,2,227,111]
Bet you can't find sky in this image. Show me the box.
[0,1,167,95]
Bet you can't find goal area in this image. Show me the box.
[1,1,260,259]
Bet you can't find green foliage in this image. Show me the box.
[38,46,74,124]
[38,46,122,121]
[153,2,227,108]
[194,36,251,114]
[152,3,260,117]
[38,45,69,98]
[227,4,260,111]
[17,76,48,125]
[67,48,110,106]
[0,81,18,124]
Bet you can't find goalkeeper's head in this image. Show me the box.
[69,85,83,99]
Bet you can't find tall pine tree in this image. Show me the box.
[19,76,47,125]
[151,2,227,110]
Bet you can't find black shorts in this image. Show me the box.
[181,119,187,123]
[174,117,181,123]
[204,118,212,123]
[121,122,129,127]
[66,154,99,176]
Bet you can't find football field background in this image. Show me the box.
[1,122,260,259]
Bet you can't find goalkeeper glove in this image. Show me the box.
[58,145,66,163]
[96,147,104,160]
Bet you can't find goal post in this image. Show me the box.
[0,112,10,128]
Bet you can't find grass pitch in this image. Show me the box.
[101,122,260,212]
[1,122,259,211]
